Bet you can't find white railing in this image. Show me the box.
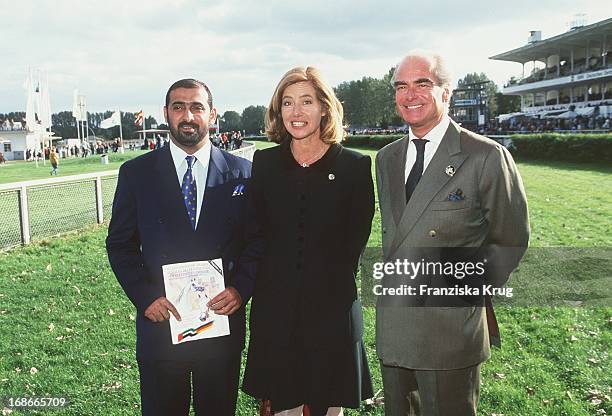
[0,143,256,251]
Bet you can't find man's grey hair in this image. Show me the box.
[391,50,453,92]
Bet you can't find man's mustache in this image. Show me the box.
[177,122,200,131]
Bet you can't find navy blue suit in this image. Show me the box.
[106,144,259,415]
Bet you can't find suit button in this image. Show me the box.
[299,194,306,201]
[157,217,164,224]
[429,230,437,237]
[228,261,234,271]
[382,227,387,234]
[296,263,302,270]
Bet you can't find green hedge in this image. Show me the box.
[510,133,612,163]
[250,133,612,163]
[343,134,404,149]
[246,134,404,148]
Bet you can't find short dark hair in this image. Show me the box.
[165,78,213,109]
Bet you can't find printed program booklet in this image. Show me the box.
[162,259,230,344]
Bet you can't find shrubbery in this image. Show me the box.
[245,135,268,141]
[246,134,405,148]
[248,132,612,163]
[343,134,404,149]
[510,133,612,163]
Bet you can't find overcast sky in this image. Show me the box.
[1,0,610,123]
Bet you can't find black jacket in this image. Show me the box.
[248,142,375,348]
[106,145,259,360]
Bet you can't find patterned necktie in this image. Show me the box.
[405,139,429,204]
[182,155,197,230]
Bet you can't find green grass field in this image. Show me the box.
[0,151,148,185]
[0,142,610,415]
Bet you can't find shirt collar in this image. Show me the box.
[408,115,451,144]
[169,138,211,170]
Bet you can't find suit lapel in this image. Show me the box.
[206,146,230,188]
[155,146,193,231]
[388,137,410,226]
[198,146,242,229]
[390,121,468,255]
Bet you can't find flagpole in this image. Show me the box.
[25,67,39,168]
[81,117,87,149]
[36,69,46,167]
[142,110,146,145]
[73,89,81,149]
[119,110,124,154]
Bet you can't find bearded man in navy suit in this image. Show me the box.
[106,78,259,415]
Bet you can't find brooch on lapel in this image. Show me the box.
[232,184,245,196]
[447,189,464,201]
[445,165,456,177]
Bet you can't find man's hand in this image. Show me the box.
[144,297,181,322]
[208,287,242,316]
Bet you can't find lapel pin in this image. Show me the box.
[445,165,455,177]
[328,173,335,181]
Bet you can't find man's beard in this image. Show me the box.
[169,121,208,147]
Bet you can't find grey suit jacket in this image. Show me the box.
[375,119,529,370]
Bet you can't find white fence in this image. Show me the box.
[0,143,256,251]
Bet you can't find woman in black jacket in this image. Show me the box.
[242,66,375,416]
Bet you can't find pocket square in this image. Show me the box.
[232,184,245,196]
[447,189,464,201]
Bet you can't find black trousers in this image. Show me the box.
[138,353,241,416]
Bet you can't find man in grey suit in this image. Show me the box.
[375,50,529,415]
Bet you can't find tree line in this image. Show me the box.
[51,111,159,141]
[3,71,520,140]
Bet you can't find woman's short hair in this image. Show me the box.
[266,66,346,144]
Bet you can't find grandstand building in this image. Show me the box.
[450,81,490,131]
[490,17,611,120]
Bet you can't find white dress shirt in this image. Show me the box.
[169,139,211,229]
[404,116,451,184]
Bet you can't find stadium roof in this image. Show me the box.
[490,17,612,63]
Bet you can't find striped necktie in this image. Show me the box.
[182,155,197,230]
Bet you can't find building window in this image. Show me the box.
[588,84,601,101]
[604,82,612,100]
[559,87,571,104]
[3,143,11,152]
[573,86,586,102]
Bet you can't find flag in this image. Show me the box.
[72,89,80,119]
[25,70,35,131]
[100,111,121,129]
[39,70,52,129]
[135,110,144,126]
[72,92,87,121]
